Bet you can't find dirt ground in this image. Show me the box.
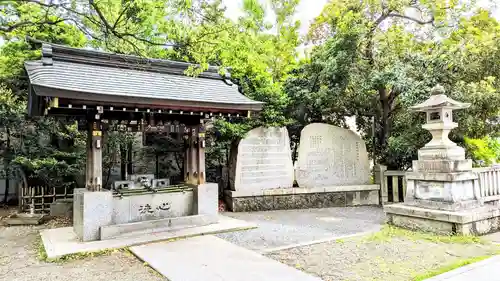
[266,226,500,281]
[2,207,499,281]
[0,214,164,281]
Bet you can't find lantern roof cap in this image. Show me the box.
[410,84,471,112]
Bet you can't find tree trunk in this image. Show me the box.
[378,87,392,165]
[3,128,10,204]
[120,144,126,180]
[127,141,133,175]
[155,153,159,178]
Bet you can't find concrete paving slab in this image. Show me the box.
[130,235,323,281]
[425,255,500,281]
[216,206,384,251]
[40,215,256,259]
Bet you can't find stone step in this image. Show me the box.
[130,235,323,281]
[100,214,218,240]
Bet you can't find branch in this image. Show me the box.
[112,2,131,30]
[387,12,435,25]
[0,18,67,32]
[364,12,390,65]
[89,0,113,32]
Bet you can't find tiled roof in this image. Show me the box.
[25,43,264,112]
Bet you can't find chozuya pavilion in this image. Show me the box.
[25,41,263,241]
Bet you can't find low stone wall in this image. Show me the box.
[385,203,500,235]
[73,183,219,242]
[224,185,380,212]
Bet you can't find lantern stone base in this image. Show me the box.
[403,169,478,212]
[385,203,500,235]
[417,144,466,162]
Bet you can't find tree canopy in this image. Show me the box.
[284,0,500,169]
[0,0,499,201]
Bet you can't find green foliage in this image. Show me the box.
[1,0,499,187]
[284,0,500,169]
[0,0,304,186]
[364,225,484,244]
[465,136,500,167]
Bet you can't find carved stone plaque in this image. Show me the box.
[295,123,370,188]
[229,127,294,191]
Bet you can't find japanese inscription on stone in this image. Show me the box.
[296,123,370,188]
[138,202,171,215]
[230,127,294,191]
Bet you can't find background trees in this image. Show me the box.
[0,0,499,203]
[284,0,500,169]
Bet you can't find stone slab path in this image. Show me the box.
[216,206,384,251]
[130,235,323,281]
[426,255,500,281]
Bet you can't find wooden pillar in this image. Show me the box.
[184,127,192,183]
[86,119,103,191]
[85,122,93,189]
[189,126,198,184]
[197,121,206,184]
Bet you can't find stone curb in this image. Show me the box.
[424,255,500,280]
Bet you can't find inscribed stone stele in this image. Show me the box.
[229,127,294,191]
[296,123,370,188]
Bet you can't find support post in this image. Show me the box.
[86,122,93,189]
[189,126,198,184]
[86,118,103,191]
[374,164,387,206]
[197,121,206,185]
[184,128,191,183]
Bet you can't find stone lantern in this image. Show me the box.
[383,85,497,235]
[410,84,470,163]
[404,84,477,211]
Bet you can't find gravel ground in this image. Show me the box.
[266,230,500,281]
[216,206,385,251]
[0,218,164,281]
[485,231,500,244]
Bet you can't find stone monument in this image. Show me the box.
[385,85,499,235]
[225,125,379,212]
[296,123,371,188]
[228,126,294,191]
